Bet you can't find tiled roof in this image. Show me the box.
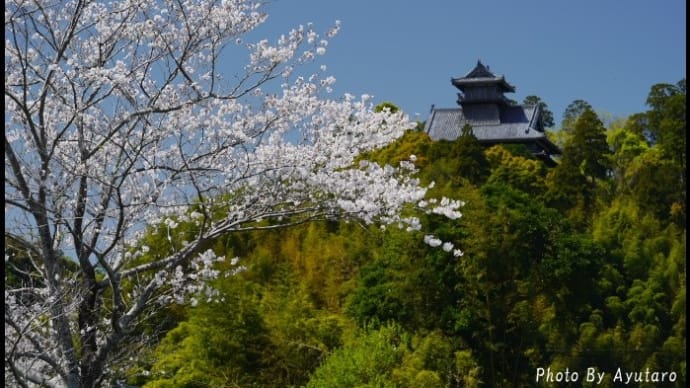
[423,105,561,155]
[424,108,465,140]
[452,77,516,93]
[463,60,495,78]
[452,61,515,92]
[429,61,560,161]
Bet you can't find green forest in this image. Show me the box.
[115,79,685,387]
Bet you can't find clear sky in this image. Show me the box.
[247,0,686,128]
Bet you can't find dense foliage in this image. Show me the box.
[121,79,686,387]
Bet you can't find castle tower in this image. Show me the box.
[424,61,560,164]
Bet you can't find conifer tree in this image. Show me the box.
[452,124,490,185]
[568,108,611,180]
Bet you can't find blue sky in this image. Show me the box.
[248,0,685,128]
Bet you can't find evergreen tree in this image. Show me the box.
[562,99,594,130]
[426,124,490,186]
[568,108,612,180]
[645,79,686,218]
[545,108,610,221]
[455,124,491,184]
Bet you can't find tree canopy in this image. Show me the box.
[126,78,684,387]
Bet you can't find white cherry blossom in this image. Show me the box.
[4,1,464,386]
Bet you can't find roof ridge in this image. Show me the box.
[463,60,495,78]
[527,104,541,132]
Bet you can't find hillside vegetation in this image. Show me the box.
[129,80,685,387]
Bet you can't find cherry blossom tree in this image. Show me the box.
[4,0,462,386]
